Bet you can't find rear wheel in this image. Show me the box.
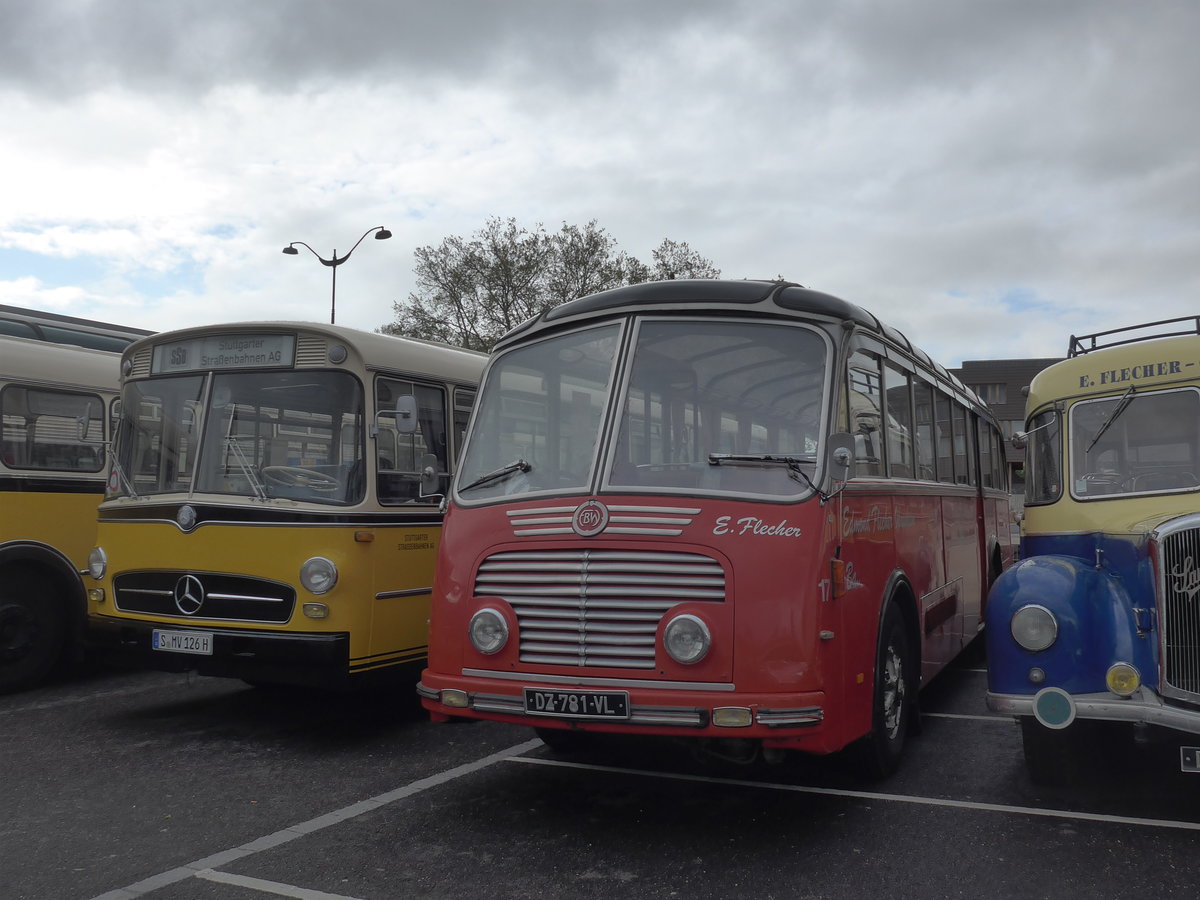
[0,570,64,693]
[851,603,912,780]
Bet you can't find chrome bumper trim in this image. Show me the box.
[756,706,824,727]
[471,691,706,727]
[462,667,735,692]
[987,688,1200,736]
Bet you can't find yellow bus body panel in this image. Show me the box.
[2,489,101,566]
[90,518,441,672]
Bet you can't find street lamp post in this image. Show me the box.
[282,226,392,324]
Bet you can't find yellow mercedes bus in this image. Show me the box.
[85,322,486,689]
[1,331,129,691]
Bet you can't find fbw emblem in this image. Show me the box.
[572,500,609,537]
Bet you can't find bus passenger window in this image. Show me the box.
[884,364,914,478]
[914,380,936,481]
[0,385,105,472]
[952,404,974,485]
[376,378,449,504]
[935,393,955,484]
[848,353,884,477]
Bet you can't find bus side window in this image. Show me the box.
[375,378,450,504]
[914,379,937,481]
[0,385,105,473]
[952,403,975,485]
[848,352,884,477]
[884,363,914,479]
[935,392,955,484]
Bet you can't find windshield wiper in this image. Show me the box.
[1086,385,1136,452]
[708,452,826,497]
[460,458,532,493]
[225,436,269,499]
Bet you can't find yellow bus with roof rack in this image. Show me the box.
[986,315,1200,784]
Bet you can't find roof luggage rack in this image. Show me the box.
[1068,315,1200,357]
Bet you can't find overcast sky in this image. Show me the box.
[1,0,1197,365]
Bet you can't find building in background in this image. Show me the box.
[952,357,1062,501]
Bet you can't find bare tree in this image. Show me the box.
[649,238,722,280]
[383,218,719,351]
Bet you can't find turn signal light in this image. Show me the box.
[831,558,847,598]
[712,707,753,727]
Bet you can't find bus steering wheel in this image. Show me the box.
[261,466,340,492]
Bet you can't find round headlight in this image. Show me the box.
[1106,662,1141,697]
[87,547,107,579]
[299,557,338,594]
[663,614,711,665]
[469,608,509,655]
[1011,604,1057,651]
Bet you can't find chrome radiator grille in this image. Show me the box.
[1160,526,1200,700]
[474,549,725,669]
[113,571,295,624]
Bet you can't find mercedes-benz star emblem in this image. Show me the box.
[173,574,205,616]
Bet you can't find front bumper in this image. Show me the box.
[418,669,828,745]
[987,687,1200,737]
[87,614,351,688]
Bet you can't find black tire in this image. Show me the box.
[851,603,912,780]
[1020,716,1074,787]
[0,569,65,693]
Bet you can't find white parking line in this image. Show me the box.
[196,869,366,900]
[88,738,543,900]
[507,756,1200,833]
[923,711,1009,722]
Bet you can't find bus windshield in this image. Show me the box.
[114,370,365,504]
[1069,386,1200,498]
[457,318,830,501]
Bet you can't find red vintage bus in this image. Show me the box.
[418,280,1012,776]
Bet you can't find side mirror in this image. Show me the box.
[419,452,441,497]
[1010,432,1028,450]
[393,395,418,434]
[826,431,855,483]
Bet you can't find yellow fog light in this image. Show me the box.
[713,707,753,727]
[441,689,469,708]
[302,602,329,619]
[1106,662,1141,697]
[87,588,105,605]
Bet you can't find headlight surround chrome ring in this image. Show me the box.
[1011,604,1058,652]
[299,556,338,595]
[469,608,509,655]
[87,547,107,580]
[663,613,711,665]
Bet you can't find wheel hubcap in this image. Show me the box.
[881,640,906,739]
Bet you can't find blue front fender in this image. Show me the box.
[985,553,1157,697]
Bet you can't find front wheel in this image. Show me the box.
[850,603,912,780]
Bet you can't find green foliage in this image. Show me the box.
[381,217,719,351]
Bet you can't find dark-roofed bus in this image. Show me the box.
[418,279,1012,777]
[84,322,486,689]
